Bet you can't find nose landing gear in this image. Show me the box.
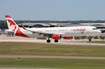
[87,36,92,41]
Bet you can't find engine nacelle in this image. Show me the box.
[52,34,61,40]
[63,36,73,39]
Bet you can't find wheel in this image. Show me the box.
[54,39,58,43]
[89,39,91,41]
[87,36,92,42]
[47,39,51,43]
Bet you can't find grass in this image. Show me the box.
[0,58,105,69]
[0,42,105,69]
[0,42,105,56]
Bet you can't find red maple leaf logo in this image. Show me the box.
[7,19,17,31]
[12,26,16,31]
[7,19,15,26]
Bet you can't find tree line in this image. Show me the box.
[0,20,105,29]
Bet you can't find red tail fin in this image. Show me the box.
[5,15,29,37]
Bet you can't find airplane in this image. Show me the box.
[5,15,102,43]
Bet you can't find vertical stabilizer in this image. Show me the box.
[5,15,28,37]
[5,15,19,32]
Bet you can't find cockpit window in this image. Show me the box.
[92,28,97,30]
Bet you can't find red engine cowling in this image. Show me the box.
[63,36,73,39]
[52,34,61,40]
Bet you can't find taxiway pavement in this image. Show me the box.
[0,35,105,46]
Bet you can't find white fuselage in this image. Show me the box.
[19,26,101,38]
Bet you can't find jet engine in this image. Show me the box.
[63,36,73,39]
[52,34,62,40]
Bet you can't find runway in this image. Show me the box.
[0,35,105,46]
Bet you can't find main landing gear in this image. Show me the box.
[87,36,92,41]
[46,39,58,43]
[54,39,58,42]
[47,39,51,43]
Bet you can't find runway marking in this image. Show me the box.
[0,55,105,60]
